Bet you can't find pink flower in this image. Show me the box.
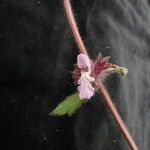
[72,53,128,100]
[77,54,95,100]
[72,53,111,100]
[78,80,94,100]
[77,54,91,70]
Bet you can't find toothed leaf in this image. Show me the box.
[50,93,86,116]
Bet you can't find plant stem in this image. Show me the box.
[63,0,87,55]
[63,0,138,149]
[98,81,138,150]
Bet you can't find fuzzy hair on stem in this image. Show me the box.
[63,0,138,149]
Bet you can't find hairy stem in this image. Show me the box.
[63,0,138,149]
[98,81,138,150]
[64,0,87,55]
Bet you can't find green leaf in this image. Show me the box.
[50,93,86,116]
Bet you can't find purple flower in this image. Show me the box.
[77,54,95,100]
[78,80,94,100]
[72,53,128,100]
[73,53,111,100]
[77,53,91,70]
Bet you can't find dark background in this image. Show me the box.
[0,0,150,150]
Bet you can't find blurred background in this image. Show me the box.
[0,0,150,149]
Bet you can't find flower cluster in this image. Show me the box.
[72,53,110,100]
[72,53,128,100]
[76,54,95,99]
